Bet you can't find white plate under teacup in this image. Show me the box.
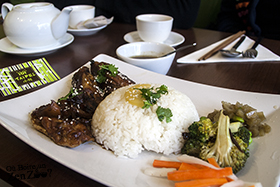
[0,33,74,56]
[67,24,107,36]
[124,31,185,47]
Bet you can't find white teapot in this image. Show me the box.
[1,2,72,49]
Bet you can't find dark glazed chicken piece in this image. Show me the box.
[31,113,94,147]
[31,66,102,147]
[65,66,104,119]
[90,60,135,97]
[31,61,135,148]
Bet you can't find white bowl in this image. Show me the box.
[116,42,175,75]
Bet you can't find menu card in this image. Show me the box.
[0,58,60,97]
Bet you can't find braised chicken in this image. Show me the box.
[90,60,135,97]
[30,61,135,148]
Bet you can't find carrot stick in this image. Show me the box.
[175,178,228,187]
[190,164,210,169]
[167,167,233,181]
[152,160,182,169]
[178,163,199,170]
[207,157,220,168]
[178,162,209,170]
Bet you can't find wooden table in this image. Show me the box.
[0,22,280,187]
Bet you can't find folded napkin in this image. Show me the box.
[177,35,280,63]
[76,16,114,29]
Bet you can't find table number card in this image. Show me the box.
[0,58,60,97]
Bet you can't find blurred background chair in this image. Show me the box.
[193,0,222,29]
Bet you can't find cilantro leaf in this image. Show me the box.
[107,65,118,76]
[134,84,173,123]
[143,100,152,108]
[156,106,173,123]
[96,64,118,83]
[157,85,168,94]
[135,85,169,109]
[96,72,107,83]
[58,87,82,102]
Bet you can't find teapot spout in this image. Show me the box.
[51,7,72,39]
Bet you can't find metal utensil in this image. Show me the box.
[160,42,196,58]
[242,36,262,58]
[220,35,246,57]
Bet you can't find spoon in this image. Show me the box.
[220,35,246,57]
[160,42,197,58]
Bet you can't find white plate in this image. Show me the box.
[67,25,107,36]
[0,33,74,56]
[0,54,279,187]
[124,31,185,47]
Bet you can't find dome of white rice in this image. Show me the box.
[91,84,199,158]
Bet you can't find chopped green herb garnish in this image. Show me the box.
[157,85,168,94]
[135,84,168,109]
[96,64,118,83]
[96,73,106,83]
[58,87,82,101]
[156,106,173,123]
[135,84,173,123]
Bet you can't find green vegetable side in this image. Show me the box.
[181,110,251,174]
[181,101,271,173]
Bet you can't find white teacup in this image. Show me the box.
[67,5,95,29]
[136,14,173,43]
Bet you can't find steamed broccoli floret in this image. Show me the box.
[181,117,217,157]
[187,116,217,142]
[233,126,252,145]
[199,111,249,174]
[182,111,251,174]
[181,138,202,157]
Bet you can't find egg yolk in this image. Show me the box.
[125,84,151,107]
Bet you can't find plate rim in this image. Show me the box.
[0,54,279,187]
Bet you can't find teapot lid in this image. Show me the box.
[13,2,54,11]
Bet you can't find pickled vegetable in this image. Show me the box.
[207,101,271,138]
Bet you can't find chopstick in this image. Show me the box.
[198,30,246,61]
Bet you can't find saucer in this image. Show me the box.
[67,25,107,36]
[124,31,185,47]
[0,33,74,56]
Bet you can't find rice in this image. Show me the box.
[91,83,199,158]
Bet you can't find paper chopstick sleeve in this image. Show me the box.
[198,30,246,61]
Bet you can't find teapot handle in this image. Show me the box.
[1,3,14,19]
